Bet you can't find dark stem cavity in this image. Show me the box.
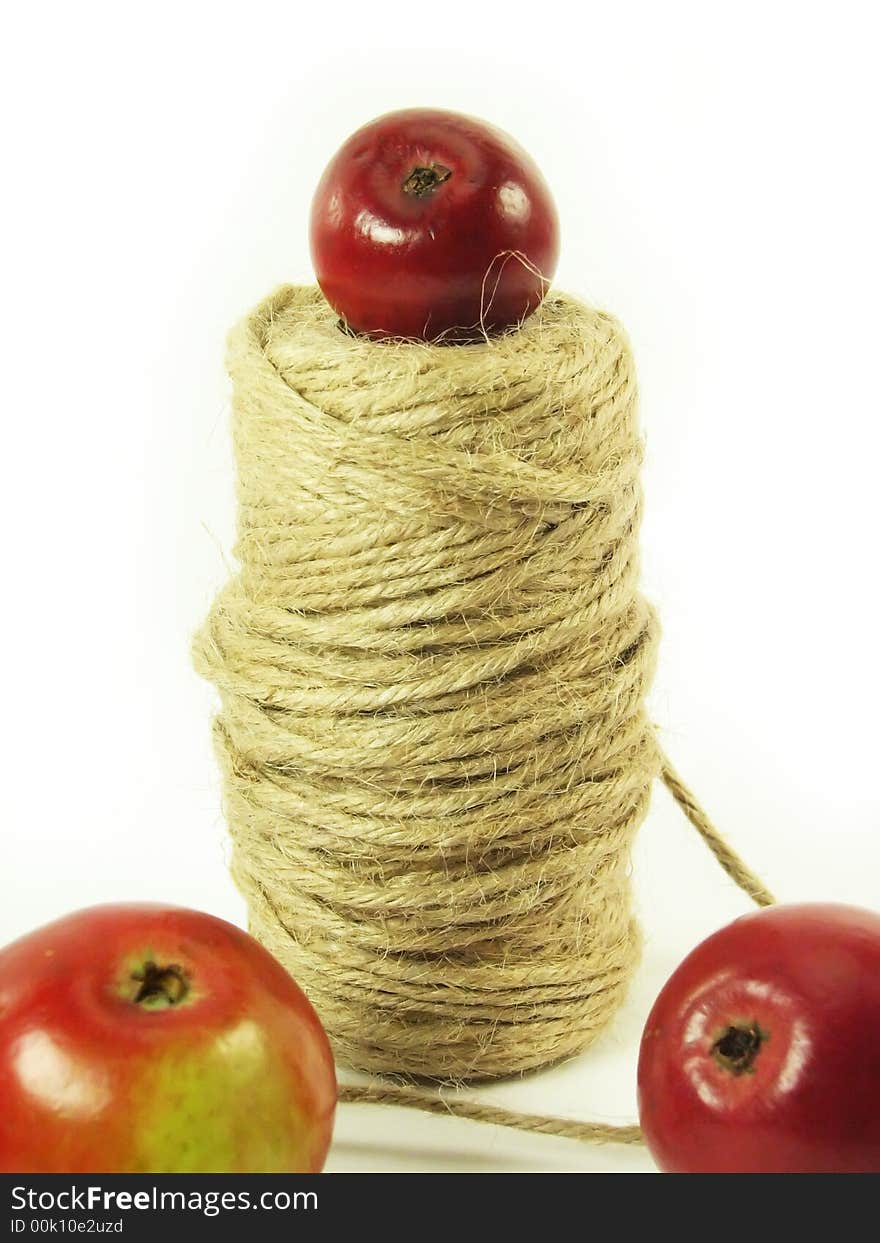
[711,1021,768,1075]
[130,961,189,1009]
[402,163,452,198]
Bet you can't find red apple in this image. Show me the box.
[0,904,336,1173]
[309,107,559,341]
[638,903,880,1173]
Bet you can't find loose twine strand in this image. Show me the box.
[193,284,773,1147]
[336,1081,643,1146]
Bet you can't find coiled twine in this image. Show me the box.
[194,284,663,1081]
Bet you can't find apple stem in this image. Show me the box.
[402,163,452,198]
[131,961,189,1009]
[711,1021,767,1075]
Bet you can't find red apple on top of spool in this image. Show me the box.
[0,904,336,1173]
[309,107,560,341]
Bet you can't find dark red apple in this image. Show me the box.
[0,904,336,1172]
[638,903,880,1173]
[309,107,559,341]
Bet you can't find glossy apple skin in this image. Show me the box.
[638,903,880,1173]
[309,107,559,341]
[0,905,336,1173]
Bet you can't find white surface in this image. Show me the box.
[2,1,878,1173]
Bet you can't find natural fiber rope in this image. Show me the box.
[193,285,773,1117]
[336,1082,643,1146]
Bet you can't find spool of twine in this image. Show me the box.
[193,285,772,1129]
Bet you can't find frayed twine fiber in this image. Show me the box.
[193,285,772,1111]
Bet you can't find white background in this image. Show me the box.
[2,1,878,1173]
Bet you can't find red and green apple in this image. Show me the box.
[0,904,336,1173]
